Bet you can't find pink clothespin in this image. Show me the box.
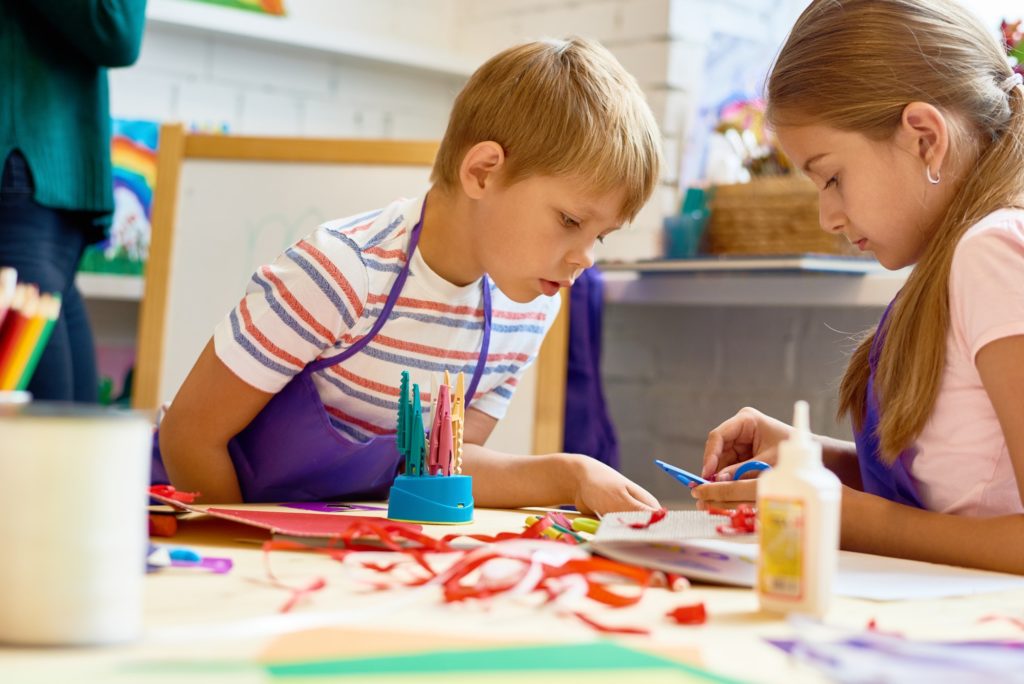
[427,383,454,476]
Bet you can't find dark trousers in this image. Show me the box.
[0,151,98,402]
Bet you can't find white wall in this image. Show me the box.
[110,0,466,141]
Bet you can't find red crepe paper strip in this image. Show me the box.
[279,577,327,614]
[666,603,707,625]
[362,562,400,573]
[708,504,757,535]
[442,513,579,547]
[253,512,657,634]
[622,507,668,529]
[652,571,690,592]
[979,615,1024,631]
[149,484,199,504]
[574,611,650,635]
[260,539,328,613]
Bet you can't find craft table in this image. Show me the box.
[5,505,1024,684]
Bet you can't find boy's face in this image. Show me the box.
[473,173,625,303]
[775,122,950,270]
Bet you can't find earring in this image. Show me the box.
[926,165,941,185]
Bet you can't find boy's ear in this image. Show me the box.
[899,101,949,174]
[459,141,505,199]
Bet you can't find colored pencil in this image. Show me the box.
[10,293,60,391]
[0,284,36,378]
[0,267,16,331]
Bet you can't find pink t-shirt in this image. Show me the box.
[912,208,1024,516]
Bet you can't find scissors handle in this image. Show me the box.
[733,460,772,479]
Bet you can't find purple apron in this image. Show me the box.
[563,267,619,469]
[852,299,926,508]
[152,208,493,502]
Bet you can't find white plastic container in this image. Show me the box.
[756,400,841,617]
[0,403,151,645]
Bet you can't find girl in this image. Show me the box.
[695,0,1024,575]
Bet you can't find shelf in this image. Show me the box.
[600,256,910,308]
[147,0,475,78]
[77,273,144,301]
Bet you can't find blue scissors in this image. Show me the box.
[654,458,771,488]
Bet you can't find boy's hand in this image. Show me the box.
[570,456,660,515]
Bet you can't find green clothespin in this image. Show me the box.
[397,371,411,457]
[408,384,426,476]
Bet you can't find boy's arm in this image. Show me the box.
[158,339,273,503]
[459,408,659,514]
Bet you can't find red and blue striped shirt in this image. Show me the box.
[213,196,560,443]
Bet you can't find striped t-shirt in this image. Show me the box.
[213,195,561,444]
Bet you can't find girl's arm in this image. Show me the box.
[158,339,274,503]
[843,334,1024,575]
[459,408,659,515]
[821,436,863,490]
[841,489,1024,574]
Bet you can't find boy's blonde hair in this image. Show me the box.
[766,0,1024,463]
[431,37,661,222]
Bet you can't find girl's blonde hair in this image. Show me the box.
[430,37,661,221]
[766,0,1024,463]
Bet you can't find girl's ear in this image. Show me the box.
[899,101,950,174]
[458,141,506,200]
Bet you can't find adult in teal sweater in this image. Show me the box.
[0,0,147,401]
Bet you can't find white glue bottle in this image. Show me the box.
[756,400,841,617]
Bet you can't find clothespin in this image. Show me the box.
[452,371,466,474]
[408,384,426,476]
[427,384,453,476]
[397,371,411,458]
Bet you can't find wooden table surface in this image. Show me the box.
[5,505,1023,684]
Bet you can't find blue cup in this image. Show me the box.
[663,212,707,258]
[663,187,710,259]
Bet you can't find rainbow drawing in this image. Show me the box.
[79,119,159,275]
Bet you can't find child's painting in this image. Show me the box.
[79,119,159,276]
[183,0,286,16]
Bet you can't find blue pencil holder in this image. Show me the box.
[387,474,474,524]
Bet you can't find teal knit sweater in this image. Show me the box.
[1,0,147,219]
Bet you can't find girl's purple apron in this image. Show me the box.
[151,208,493,502]
[852,299,926,508]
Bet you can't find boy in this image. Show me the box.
[156,37,662,515]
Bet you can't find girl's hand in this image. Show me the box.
[690,479,758,509]
[570,456,660,516]
[702,407,794,481]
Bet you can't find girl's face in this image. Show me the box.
[775,122,953,270]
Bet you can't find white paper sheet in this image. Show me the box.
[591,510,1024,600]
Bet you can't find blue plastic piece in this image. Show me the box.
[654,459,708,487]
[387,473,474,524]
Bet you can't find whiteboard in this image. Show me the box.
[137,131,550,455]
[162,159,432,403]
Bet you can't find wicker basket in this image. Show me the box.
[705,175,856,255]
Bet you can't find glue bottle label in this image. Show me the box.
[759,498,804,599]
